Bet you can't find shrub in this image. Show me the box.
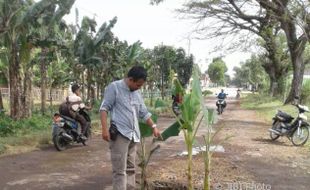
[0,114,51,137]
[300,80,310,104]
[202,90,213,96]
[0,144,6,154]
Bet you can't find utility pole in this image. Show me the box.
[187,35,191,55]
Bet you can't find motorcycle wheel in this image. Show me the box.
[270,121,281,141]
[53,131,68,151]
[291,126,309,146]
[218,105,222,115]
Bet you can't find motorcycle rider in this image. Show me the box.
[59,83,91,140]
[216,89,227,110]
[236,88,241,99]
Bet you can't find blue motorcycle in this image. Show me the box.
[52,109,91,151]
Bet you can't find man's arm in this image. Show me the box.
[101,110,110,141]
[145,117,161,138]
[99,83,116,142]
[137,93,161,137]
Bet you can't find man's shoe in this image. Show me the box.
[79,135,88,141]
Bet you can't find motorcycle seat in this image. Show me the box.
[60,115,77,123]
[276,110,294,122]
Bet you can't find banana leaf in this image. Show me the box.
[139,114,158,138]
[158,120,182,141]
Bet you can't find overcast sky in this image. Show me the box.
[63,0,251,77]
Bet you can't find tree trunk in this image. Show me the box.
[81,71,85,100]
[269,79,277,97]
[21,67,33,118]
[49,87,53,111]
[87,68,92,101]
[267,74,287,97]
[97,82,100,100]
[40,49,48,115]
[9,40,22,120]
[259,1,308,104]
[285,55,305,104]
[282,20,307,104]
[0,89,3,111]
[261,26,289,97]
[161,69,164,100]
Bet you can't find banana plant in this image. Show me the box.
[173,68,212,190]
[138,98,181,190]
[0,0,75,119]
[138,114,159,190]
[201,106,216,190]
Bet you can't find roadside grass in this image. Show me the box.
[144,98,175,117]
[0,101,102,156]
[0,129,51,155]
[241,94,300,122]
[0,97,172,156]
[241,94,310,147]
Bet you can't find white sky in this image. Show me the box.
[63,0,251,77]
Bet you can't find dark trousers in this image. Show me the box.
[69,110,87,134]
[59,104,88,135]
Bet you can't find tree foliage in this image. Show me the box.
[0,1,197,120]
[178,0,310,102]
[207,57,227,86]
[233,55,269,91]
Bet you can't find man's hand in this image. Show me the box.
[152,127,161,138]
[102,127,110,142]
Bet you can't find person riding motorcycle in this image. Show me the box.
[59,83,91,140]
[217,89,227,99]
[216,89,227,109]
[236,88,241,99]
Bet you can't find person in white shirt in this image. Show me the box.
[61,83,91,140]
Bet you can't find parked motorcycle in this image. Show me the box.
[52,109,91,151]
[269,104,310,146]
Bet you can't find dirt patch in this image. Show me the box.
[146,97,310,190]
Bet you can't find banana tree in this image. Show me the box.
[173,69,208,190]
[0,0,75,119]
[138,114,159,190]
[138,98,182,190]
[47,51,72,110]
[30,2,75,115]
[74,16,117,100]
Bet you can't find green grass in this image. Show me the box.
[0,100,103,155]
[241,94,310,148]
[144,97,174,116]
[241,94,303,122]
[0,96,173,155]
[202,90,213,96]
